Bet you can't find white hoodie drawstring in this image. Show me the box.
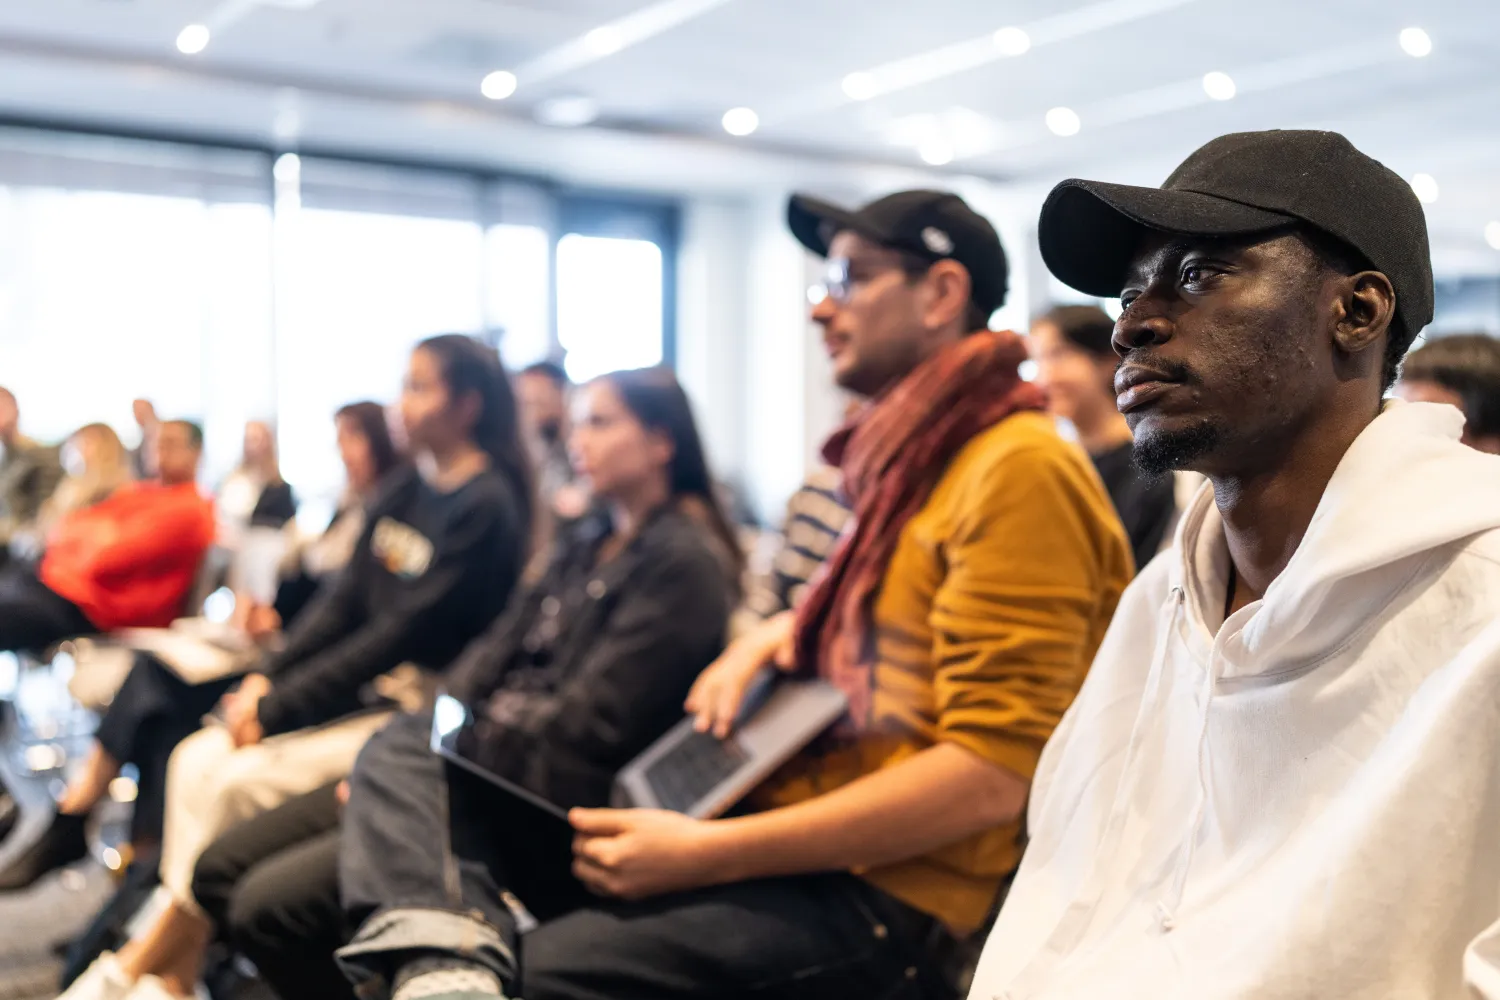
[1157,602,1224,931]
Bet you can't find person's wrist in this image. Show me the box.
[695,817,755,885]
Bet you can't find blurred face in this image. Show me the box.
[400,347,472,454]
[569,381,672,502]
[1395,378,1500,453]
[810,232,933,397]
[336,415,377,492]
[0,393,16,441]
[518,373,568,443]
[1028,320,1116,428]
[243,421,274,466]
[156,423,201,485]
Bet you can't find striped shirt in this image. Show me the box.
[743,466,852,621]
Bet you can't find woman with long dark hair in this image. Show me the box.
[59,336,533,1000]
[180,367,739,1000]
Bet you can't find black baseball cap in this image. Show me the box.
[787,189,1009,314]
[1038,130,1434,340]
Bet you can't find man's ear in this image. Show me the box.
[1331,269,1397,360]
[922,260,973,332]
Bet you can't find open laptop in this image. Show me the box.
[613,669,848,819]
[430,670,847,822]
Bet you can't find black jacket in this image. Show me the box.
[256,465,527,736]
[451,505,734,809]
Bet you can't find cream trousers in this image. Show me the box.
[158,710,392,911]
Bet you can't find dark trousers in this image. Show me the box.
[0,565,94,652]
[192,781,354,1000]
[339,711,947,1000]
[95,654,239,843]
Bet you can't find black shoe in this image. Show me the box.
[0,791,17,844]
[0,809,88,891]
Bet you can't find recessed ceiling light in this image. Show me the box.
[993,27,1031,56]
[1485,221,1500,251]
[585,26,624,55]
[536,95,599,128]
[721,107,759,136]
[842,72,878,101]
[175,24,210,55]
[273,153,301,184]
[481,70,518,100]
[1046,107,1081,137]
[1410,173,1439,204]
[919,141,954,166]
[1202,71,1237,101]
[1399,27,1433,58]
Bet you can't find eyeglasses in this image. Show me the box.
[810,252,933,306]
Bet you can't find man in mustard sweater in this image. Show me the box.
[339,191,1133,1000]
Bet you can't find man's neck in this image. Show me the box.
[1074,409,1134,457]
[1214,402,1380,614]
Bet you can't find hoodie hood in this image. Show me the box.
[1171,400,1500,678]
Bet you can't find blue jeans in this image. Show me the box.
[337,711,949,1000]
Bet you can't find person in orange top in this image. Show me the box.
[0,419,213,650]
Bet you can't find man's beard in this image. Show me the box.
[1133,418,1222,478]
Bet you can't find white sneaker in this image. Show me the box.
[123,976,182,1000]
[57,954,134,1000]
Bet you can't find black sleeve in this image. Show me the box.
[256,551,366,681]
[256,487,523,736]
[250,482,298,529]
[464,536,732,807]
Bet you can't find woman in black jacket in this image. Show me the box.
[183,367,738,1000]
[57,335,535,1000]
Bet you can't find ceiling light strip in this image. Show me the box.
[514,0,735,85]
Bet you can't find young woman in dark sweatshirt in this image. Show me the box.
[54,335,534,999]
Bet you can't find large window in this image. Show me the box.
[557,234,665,382]
[0,126,677,507]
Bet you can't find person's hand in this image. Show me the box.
[336,780,350,808]
[221,673,271,748]
[245,605,282,644]
[569,808,726,900]
[552,484,590,521]
[684,611,797,737]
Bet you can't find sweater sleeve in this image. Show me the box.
[465,538,732,807]
[256,490,520,736]
[86,493,213,578]
[931,443,1128,784]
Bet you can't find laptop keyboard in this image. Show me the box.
[644,730,750,813]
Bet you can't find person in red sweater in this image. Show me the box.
[0,419,213,651]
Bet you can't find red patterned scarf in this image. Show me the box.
[793,329,1045,732]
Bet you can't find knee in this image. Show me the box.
[190,843,240,928]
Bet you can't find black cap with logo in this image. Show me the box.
[787,190,1010,314]
[1038,129,1434,340]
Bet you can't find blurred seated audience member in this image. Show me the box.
[55,334,533,999]
[131,398,161,481]
[216,420,296,550]
[734,464,851,633]
[331,190,1131,1000]
[9,422,134,562]
[518,361,588,521]
[191,367,737,1000]
[968,131,1500,1000]
[0,385,64,558]
[0,420,212,657]
[264,401,405,632]
[1395,333,1500,453]
[4,403,406,888]
[1029,304,1179,569]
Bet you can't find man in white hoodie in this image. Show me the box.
[969,129,1500,1000]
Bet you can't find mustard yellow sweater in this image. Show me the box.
[753,411,1133,934]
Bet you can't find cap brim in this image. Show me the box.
[1038,179,1297,297]
[787,194,888,258]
